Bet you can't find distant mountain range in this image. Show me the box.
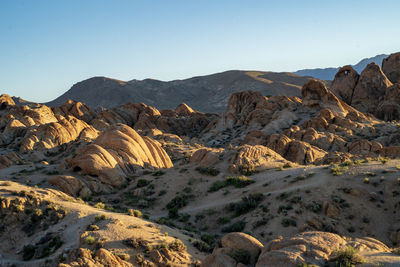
[45,54,389,113]
[47,71,313,113]
[294,54,388,80]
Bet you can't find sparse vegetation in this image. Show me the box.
[209,175,255,192]
[222,220,246,232]
[85,235,96,245]
[230,249,251,264]
[195,166,220,176]
[331,165,349,176]
[328,246,364,266]
[226,193,264,217]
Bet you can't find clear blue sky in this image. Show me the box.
[1,0,399,102]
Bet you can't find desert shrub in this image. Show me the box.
[305,201,322,213]
[283,162,293,168]
[230,249,251,265]
[238,164,258,176]
[169,239,186,252]
[226,193,264,217]
[209,176,254,192]
[195,166,220,176]
[115,253,130,261]
[252,218,269,229]
[87,224,100,231]
[85,236,96,245]
[137,179,150,188]
[222,220,246,232]
[328,246,364,266]
[128,209,143,218]
[94,202,105,209]
[23,245,37,261]
[94,214,107,221]
[193,240,212,252]
[330,165,348,176]
[201,233,216,247]
[152,170,165,176]
[166,195,189,210]
[281,218,297,227]
[377,156,389,164]
[217,217,230,224]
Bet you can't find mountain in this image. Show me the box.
[46,71,314,113]
[294,54,388,80]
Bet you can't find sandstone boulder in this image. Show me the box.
[53,99,96,122]
[382,52,400,84]
[67,124,173,187]
[301,79,347,116]
[351,63,392,114]
[330,65,359,104]
[221,232,264,265]
[376,83,400,121]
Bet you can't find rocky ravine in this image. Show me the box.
[1,53,400,266]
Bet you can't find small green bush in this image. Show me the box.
[94,202,105,209]
[209,175,255,192]
[195,166,220,176]
[328,246,364,266]
[85,236,96,245]
[222,221,246,232]
[137,179,150,188]
[230,249,251,265]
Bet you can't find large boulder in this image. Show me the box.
[221,232,264,265]
[53,99,96,122]
[230,145,287,172]
[20,115,98,153]
[376,83,400,121]
[330,65,359,105]
[301,79,356,118]
[382,52,400,84]
[67,124,173,187]
[351,63,392,114]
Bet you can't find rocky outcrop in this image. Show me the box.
[376,83,400,121]
[329,65,359,105]
[20,115,98,153]
[256,231,390,267]
[203,231,392,267]
[351,63,392,114]
[60,248,133,267]
[48,175,90,197]
[221,232,264,265]
[66,124,173,187]
[175,103,197,116]
[230,145,287,172]
[0,94,15,108]
[267,134,327,165]
[53,99,96,122]
[382,52,400,84]
[301,79,348,116]
[190,147,224,167]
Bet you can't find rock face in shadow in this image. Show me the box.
[351,63,392,114]
[329,65,359,105]
[382,52,400,84]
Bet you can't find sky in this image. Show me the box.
[1,0,400,103]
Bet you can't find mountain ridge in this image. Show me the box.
[294,54,388,80]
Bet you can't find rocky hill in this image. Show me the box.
[294,54,388,80]
[46,71,313,113]
[1,52,400,266]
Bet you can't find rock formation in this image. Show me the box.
[382,52,400,84]
[329,65,359,105]
[66,124,173,188]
